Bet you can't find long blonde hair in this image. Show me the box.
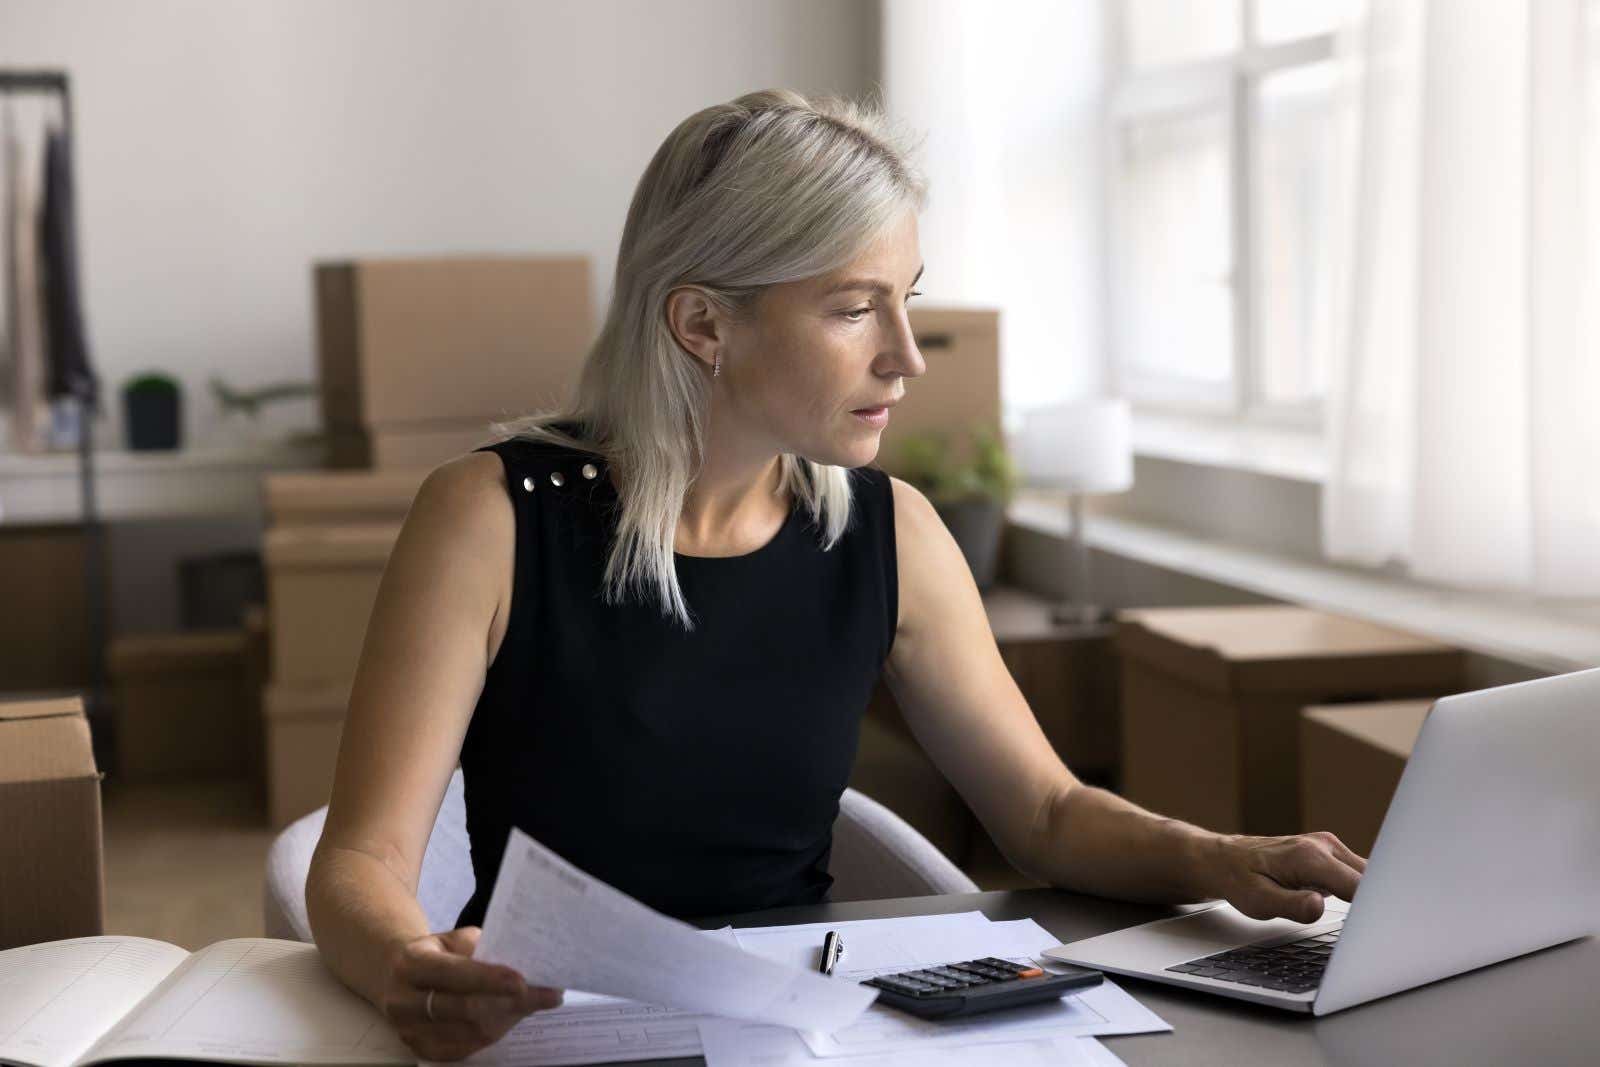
[493,89,927,630]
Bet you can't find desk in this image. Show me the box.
[655,889,1595,1067]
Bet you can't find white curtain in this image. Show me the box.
[881,0,1110,417]
[1322,0,1600,596]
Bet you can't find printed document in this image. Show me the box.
[473,828,876,1033]
[728,914,1169,1058]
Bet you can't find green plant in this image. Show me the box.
[895,422,1018,505]
[210,376,318,418]
[123,371,179,394]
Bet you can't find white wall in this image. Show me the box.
[0,0,880,448]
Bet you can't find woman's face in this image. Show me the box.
[722,209,927,469]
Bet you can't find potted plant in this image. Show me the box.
[894,422,1019,589]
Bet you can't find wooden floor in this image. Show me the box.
[102,777,274,950]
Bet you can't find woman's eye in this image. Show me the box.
[843,290,921,321]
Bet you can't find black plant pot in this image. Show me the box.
[123,381,182,451]
[933,496,1005,590]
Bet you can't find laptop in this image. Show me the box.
[1043,666,1600,1015]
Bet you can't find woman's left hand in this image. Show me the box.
[1201,831,1367,924]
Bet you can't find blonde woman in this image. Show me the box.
[306,89,1365,1060]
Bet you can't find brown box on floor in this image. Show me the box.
[108,631,250,781]
[315,255,591,428]
[263,469,428,526]
[264,523,400,686]
[874,307,1001,479]
[0,696,104,948]
[1117,606,1463,836]
[1301,699,1433,856]
[263,681,349,828]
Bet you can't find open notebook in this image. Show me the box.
[0,936,412,1067]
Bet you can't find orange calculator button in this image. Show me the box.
[1015,967,1045,979]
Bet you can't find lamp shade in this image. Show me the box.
[1017,398,1134,494]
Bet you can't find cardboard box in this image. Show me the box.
[243,604,270,809]
[263,681,349,828]
[875,306,1001,477]
[263,469,427,526]
[315,255,592,428]
[1301,700,1433,856]
[108,631,251,781]
[0,696,104,948]
[1116,606,1463,836]
[264,523,400,686]
[324,419,502,471]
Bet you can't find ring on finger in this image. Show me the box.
[425,988,436,1021]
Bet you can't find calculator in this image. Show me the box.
[861,956,1104,1019]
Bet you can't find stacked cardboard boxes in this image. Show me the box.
[0,697,103,948]
[1116,606,1463,836]
[314,255,592,470]
[259,473,417,827]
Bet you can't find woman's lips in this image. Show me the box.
[851,406,890,427]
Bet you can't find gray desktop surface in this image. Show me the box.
[645,889,1596,1067]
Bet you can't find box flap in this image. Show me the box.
[263,680,352,721]
[0,698,97,784]
[1303,701,1433,759]
[1121,606,1454,660]
[264,469,427,524]
[1117,606,1464,694]
[0,696,84,723]
[264,523,401,568]
[108,630,247,677]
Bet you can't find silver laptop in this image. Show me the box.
[1043,666,1600,1015]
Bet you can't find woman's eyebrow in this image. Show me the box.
[821,263,925,297]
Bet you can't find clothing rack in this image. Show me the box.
[1,68,107,732]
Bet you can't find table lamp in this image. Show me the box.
[1017,398,1134,628]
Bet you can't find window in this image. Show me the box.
[1108,1,1345,426]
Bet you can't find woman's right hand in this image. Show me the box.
[380,926,563,1061]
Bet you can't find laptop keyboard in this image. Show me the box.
[1164,925,1343,995]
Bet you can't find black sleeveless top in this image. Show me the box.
[453,430,898,926]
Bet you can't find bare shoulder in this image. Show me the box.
[388,450,516,639]
[885,474,977,638]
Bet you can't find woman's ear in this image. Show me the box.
[664,286,726,372]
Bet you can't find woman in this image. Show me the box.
[306,89,1365,1060]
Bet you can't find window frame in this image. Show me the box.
[1105,0,1339,431]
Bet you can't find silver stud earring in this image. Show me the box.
[712,352,721,379]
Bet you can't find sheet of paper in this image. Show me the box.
[698,1015,1128,1067]
[475,828,876,1033]
[729,912,1007,974]
[0,936,188,1067]
[443,928,739,1067]
[784,916,1169,1058]
[80,939,412,1066]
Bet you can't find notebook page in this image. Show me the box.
[79,939,412,1066]
[0,936,188,1067]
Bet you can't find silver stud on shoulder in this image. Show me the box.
[549,471,565,487]
[581,463,598,480]
[522,476,535,492]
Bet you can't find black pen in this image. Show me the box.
[819,930,844,975]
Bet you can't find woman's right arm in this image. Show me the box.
[305,452,560,1060]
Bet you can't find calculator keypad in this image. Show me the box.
[865,957,1044,997]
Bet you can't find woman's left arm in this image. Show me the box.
[882,477,1365,924]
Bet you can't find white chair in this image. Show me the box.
[264,769,979,941]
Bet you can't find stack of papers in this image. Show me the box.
[445,829,1169,1067]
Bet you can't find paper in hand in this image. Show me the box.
[474,828,877,1033]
